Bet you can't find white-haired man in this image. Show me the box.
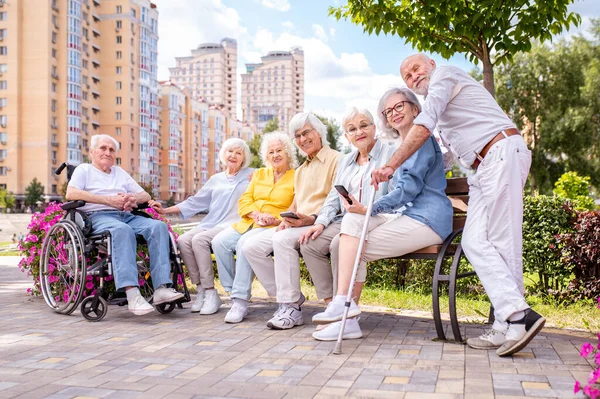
[243,113,342,329]
[66,134,183,316]
[372,54,544,357]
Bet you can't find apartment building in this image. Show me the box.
[241,47,304,133]
[0,0,159,207]
[168,38,237,116]
[158,81,209,201]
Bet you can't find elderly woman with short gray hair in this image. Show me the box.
[149,138,253,315]
[212,131,297,324]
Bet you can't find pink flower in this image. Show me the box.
[581,342,594,357]
[589,368,600,384]
[574,381,581,393]
[85,282,94,290]
[597,297,600,309]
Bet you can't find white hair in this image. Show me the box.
[287,112,329,156]
[260,131,298,169]
[376,87,422,139]
[341,107,375,133]
[90,134,119,150]
[218,138,251,169]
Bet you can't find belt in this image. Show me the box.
[471,128,520,169]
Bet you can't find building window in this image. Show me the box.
[0,12,6,21]
[0,47,7,55]
[116,36,122,44]
[116,112,122,120]
[115,127,121,135]
[0,29,6,40]
[52,31,57,43]
[116,96,121,105]
[52,83,57,92]
[116,5,122,13]
[52,48,57,58]
[116,51,122,59]
[116,81,122,90]
[0,81,6,90]
[0,132,6,143]
[52,185,57,194]
[116,20,122,29]
[116,66,122,74]
[82,91,87,100]
[51,99,57,111]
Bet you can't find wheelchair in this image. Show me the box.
[38,162,190,322]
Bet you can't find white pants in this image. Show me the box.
[243,226,313,303]
[462,135,532,330]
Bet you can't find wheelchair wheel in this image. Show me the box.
[39,220,86,315]
[136,260,155,301]
[80,296,108,322]
[155,302,175,314]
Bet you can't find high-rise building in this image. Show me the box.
[241,47,304,133]
[168,38,237,116]
[0,0,159,206]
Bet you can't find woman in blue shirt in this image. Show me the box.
[311,88,453,341]
[150,138,253,315]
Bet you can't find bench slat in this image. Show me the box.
[445,177,470,195]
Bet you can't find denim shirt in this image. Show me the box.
[372,135,453,241]
[315,139,397,227]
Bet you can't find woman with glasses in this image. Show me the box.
[306,88,453,341]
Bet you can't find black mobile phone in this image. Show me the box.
[280,211,300,220]
[334,185,353,205]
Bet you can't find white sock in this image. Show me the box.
[126,287,140,302]
[334,295,346,302]
[508,310,526,322]
[233,298,247,308]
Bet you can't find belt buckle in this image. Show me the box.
[474,151,484,163]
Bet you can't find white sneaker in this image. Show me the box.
[191,289,205,313]
[466,328,506,349]
[224,299,248,323]
[153,286,184,306]
[128,294,155,316]
[200,289,222,315]
[312,295,360,324]
[497,309,546,357]
[267,303,304,330]
[312,318,362,341]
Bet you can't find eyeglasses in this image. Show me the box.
[294,127,315,140]
[382,101,412,119]
[346,122,373,136]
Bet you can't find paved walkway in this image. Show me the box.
[0,257,594,399]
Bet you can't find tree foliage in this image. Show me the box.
[329,0,580,95]
[0,188,15,209]
[554,172,595,211]
[315,114,343,152]
[24,178,45,207]
[495,24,600,193]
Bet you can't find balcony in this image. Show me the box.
[92,14,100,23]
[91,120,100,126]
[51,140,59,147]
[92,43,100,52]
[92,28,100,37]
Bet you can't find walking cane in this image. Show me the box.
[333,188,377,355]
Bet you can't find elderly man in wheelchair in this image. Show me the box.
[60,134,185,317]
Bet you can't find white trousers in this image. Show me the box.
[243,226,313,303]
[462,135,532,330]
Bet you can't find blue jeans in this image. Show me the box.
[89,211,172,291]
[212,226,267,300]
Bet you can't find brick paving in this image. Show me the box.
[0,257,594,398]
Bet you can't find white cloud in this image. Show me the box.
[312,24,328,42]
[281,21,294,31]
[329,28,336,38]
[260,0,290,12]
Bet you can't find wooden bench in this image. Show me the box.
[392,177,492,343]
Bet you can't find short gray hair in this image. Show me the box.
[218,138,251,169]
[90,134,119,150]
[288,112,329,156]
[376,87,422,139]
[260,131,299,169]
[341,107,375,133]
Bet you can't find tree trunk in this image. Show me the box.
[482,56,495,97]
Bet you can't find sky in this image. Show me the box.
[152,0,600,126]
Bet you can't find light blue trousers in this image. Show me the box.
[89,211,172,291]
[211,226,268,300]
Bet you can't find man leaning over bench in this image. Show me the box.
[372,54,545,357]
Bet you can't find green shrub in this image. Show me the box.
[553,171,595,211]
[522,195,577,296]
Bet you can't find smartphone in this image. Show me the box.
[280,211,300,219]
[334,185,353,205]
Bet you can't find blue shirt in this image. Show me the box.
[177,167,254,229]
[372,135,453,241]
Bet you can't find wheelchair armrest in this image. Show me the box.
[136,202,150,210]
[61,200,86,211]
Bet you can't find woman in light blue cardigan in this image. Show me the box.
[150,138,253,315]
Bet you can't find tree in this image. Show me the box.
[0,188,15,210]
[24,178,45,207]
[495,26,600,193]
[263,118,279,134]
[248,134,263,168]
[139,182,154,198]
[329,0,580,96]
[315,114,343,152]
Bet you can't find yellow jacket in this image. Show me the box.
[233,167,295,234]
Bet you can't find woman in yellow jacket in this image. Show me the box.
[212,131,297,324]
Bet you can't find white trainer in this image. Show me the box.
[128,293,154,316]
[312,318,363,341]
[224,299,248,323]
[312,295,360,324]
[191,289,205,313]
[466,328,506,349]
[267,303,304,330]
[200,289,222,315]
[153,286,184,306]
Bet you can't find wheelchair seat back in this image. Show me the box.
[65,209,93,237]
